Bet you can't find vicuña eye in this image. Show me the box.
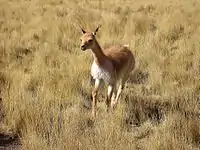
[88,39,93,42]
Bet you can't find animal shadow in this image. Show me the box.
[124,95,169,127]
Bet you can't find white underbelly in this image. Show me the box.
[91,61,114,84]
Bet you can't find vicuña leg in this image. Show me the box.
[115,84,124,107]
[112,78,126,109]
[92,79,101,118]
[111,85,117,108]
[106,84,114,112]
[111,86,117,101]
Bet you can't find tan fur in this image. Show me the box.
[103,45,135,77]
[79,26,135,118]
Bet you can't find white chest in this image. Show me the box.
[91,61,114,84]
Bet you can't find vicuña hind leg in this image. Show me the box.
[111,75,129,109]
[106,84,114,112]
[111,83,124,109]
[111,85,117,103]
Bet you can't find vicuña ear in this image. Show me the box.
[93,25,101,35]
[79,25,86,34]
[81,28,86,34]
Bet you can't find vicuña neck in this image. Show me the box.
[91,40,107,65]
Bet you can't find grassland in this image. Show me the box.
[0,0,200,149]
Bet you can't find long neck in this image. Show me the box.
[91,40,107,65]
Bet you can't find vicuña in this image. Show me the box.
[79,25,135,118]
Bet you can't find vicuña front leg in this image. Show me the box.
[91,79,101,118]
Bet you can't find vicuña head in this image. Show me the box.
[80,25,101,51]
[79,25,135,119]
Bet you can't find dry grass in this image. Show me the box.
[0,0,200,149]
